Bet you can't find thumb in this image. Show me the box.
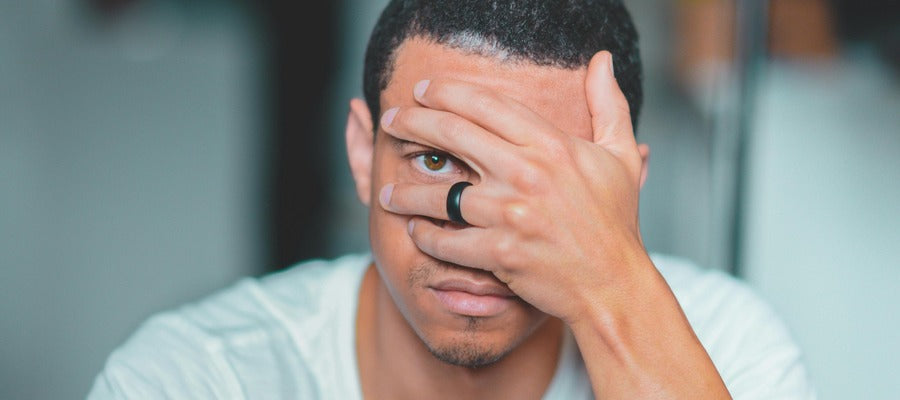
[585,51,637,153]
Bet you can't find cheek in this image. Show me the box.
[369,159,416,260]
[368,207,443,337]
[368,208,421,312]
[369,206,414,278]
[368,150,420,301]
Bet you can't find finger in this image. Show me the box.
[584,51,639,157]
[407,217,498,273]
[413,78,563,147]
[380,182,500,228]
[382,106,520,178]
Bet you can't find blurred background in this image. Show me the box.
[1,0,897,398]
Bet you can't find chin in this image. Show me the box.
[369,226,550,368]
[410,307,550,369]
[424,335,508,369]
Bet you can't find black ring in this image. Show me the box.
[446,181,473,225]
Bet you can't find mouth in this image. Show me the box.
[429,278,518,318]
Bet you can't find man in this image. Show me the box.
[90,1,813,398]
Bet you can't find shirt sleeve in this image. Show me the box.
[690,272,817,400]
[86,314,244,399]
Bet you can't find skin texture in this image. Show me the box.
[346,38,731,399]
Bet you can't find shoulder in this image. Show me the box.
[650,253,816,399]
[88,253,371,399]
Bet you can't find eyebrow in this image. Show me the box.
[388,136,427,153]
[386,135,459,160]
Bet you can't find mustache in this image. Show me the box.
[407,258,445,289]
[407,258,498,289]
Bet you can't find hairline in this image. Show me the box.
[373,34,590,136]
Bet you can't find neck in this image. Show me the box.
[356,263,564,400]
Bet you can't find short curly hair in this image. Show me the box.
[363,0,643,132]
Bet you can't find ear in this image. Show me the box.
[637,143,650,189]
[346,98,375,206]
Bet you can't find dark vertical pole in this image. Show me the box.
[256,0,339,270]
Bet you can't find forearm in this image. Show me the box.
[568,253,732,399]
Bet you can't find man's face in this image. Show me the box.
[365,38,594,367]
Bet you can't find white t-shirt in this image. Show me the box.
[88,253,815,399]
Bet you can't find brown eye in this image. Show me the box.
[423,154,447,171]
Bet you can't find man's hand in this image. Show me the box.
[377,51,647,324]
[378,50,732,399]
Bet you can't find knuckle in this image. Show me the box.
[613,95,632,115]
[492,235,519,267]
[391,107,413,130]
[399,192,422,215]
[542,136,573,162]
[502,202,531,229]
[425,79,449,105]
[469,89,498,112]
[507,203,547,237]
[511,163,547,195]
[437,115,466,143]
[430,190,447,217]
[430,234,452,259]
[396,186,418,212]
[434,80,481,110]
[609,121,630,137]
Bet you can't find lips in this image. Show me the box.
[429,278,517,317]
[430,279,516,297]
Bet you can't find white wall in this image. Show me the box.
[742,52,900,399]
[0,1,264,398]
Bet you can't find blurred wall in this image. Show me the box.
[743,50,900,398]
[0,1,264,398]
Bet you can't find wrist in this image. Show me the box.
[565,248,666,340]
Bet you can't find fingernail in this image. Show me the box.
[407,219,415,235]
[413,80,430,100]
[381,107,399,129]
[379,184,394,208]
[608,53,615,77]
